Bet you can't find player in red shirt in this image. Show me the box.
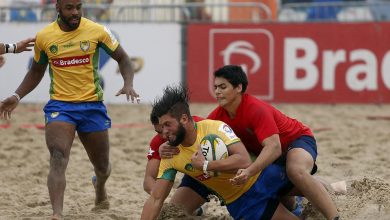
[207,65,339,220]
[143,113,211,215]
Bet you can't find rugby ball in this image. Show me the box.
[200,134,229,176]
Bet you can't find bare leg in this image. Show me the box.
[78,130,111,208]
[46,122,76,219]
[271,203,300,220]
[170,186,206,215]
[286,148,339,220]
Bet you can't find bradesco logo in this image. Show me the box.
[209,29,274,100]
[52,55,90,67]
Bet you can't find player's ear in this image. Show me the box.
[236,84,243,93]
[179,114,189,124]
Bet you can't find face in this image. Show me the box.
[57,0,82,31]
[159,114,186,146]
[214,77,242,108]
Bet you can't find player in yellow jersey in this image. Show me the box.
[141,85,298,220]
[0,0,139,219]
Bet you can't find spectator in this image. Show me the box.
[10,0,40,22]
[368,0,390,21]
[183,0,211,22]
[83,0,113,22]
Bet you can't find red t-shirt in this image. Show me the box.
[146,116,204,160]
[207,94,313,155]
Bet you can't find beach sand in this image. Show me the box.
[0,103,389,219]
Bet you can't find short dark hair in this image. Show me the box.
[152,84,192,121]
[150,108,159,125]
[214,65,248,93]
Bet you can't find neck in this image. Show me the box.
[225,94,242,119]
[181,121,197,147]
[57,16,77,32]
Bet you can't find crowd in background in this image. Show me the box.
[1,0,390,22]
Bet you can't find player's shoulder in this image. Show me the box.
[81,17,104,29]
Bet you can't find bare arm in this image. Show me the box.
[143,158,160,194]
[246,134,282,175]
[0,61,47,120]
[110,45,139,102]
[0,38,35,55]
[15,61,47,99]
[141,179,173,220]
[191,142,251,172]
[230,134,282,185]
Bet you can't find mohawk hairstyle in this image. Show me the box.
[152,84,192,121]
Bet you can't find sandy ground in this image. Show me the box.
[0,103,389,220]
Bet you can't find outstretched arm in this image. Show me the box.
[141,179,173,220]
[0,38,35,55]
[0,61,47,120]
[110,45,139,102]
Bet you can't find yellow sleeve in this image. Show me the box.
[216,122,241,147]
[33,33,48,65]
[98,26,119,54]
[157,159,177,182]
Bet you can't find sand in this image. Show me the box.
[0,103,389,219]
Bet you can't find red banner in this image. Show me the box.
[187,23,390,103]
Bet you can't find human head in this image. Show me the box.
[214,65,248,93]
[56,0,82,31]
[151,85,193,146]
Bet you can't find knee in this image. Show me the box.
[286,165,308,183]
[95,162,111,177]
[49,149,68,169]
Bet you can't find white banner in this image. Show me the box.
[0,22,182,104]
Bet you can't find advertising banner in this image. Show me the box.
[187,23,390,103]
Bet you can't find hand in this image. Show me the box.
[16,37,35,53]
[229,168,252,186]
[115,85,140,103]
[0,55,5,68]
[191,149,206,170]
[158,141,180,159]
[0,95,19,120]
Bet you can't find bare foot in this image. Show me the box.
[50,214,61,220]
[91,176,110,210]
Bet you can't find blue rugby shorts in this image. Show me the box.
[43,100,111,132]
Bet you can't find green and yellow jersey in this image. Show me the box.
[34,17,119,102]
[157,119,260,205]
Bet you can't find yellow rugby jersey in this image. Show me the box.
[157,119,260,205]
[34,17,119,102]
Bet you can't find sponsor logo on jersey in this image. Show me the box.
[51,55,90,67]
[80,40,90,52]
[51,112,59,118]
[219,123,238,140]
[63,41,75,49]
[195,173,211,181]
[49,44,58,55]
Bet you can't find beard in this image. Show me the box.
[58,9,81,30]
[168,123,186,146]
